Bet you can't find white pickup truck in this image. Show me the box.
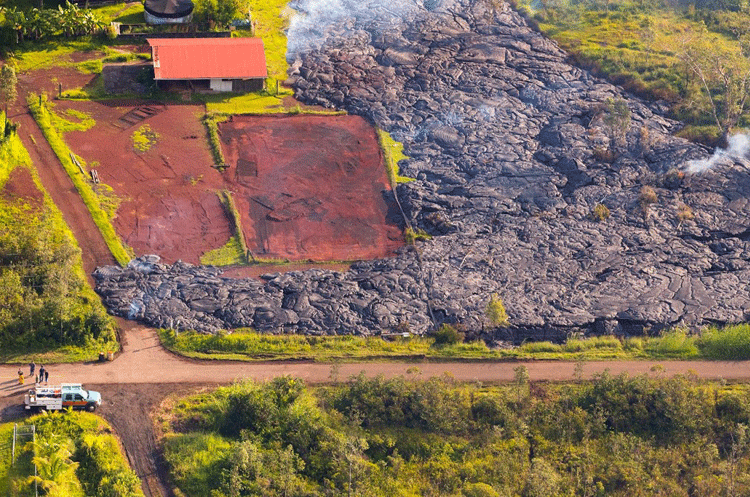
[24,383,102,413]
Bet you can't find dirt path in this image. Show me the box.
[9,93,117,286]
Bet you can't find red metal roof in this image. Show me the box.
[147,38,267,80]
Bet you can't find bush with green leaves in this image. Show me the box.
[431,323,465,346]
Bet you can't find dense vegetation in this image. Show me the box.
[162,373,750,496]
[526,0,750,144]
[0,411,143,497]
[0,112,117,361]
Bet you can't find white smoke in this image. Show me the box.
[686,133,750,173]
[286,0,450,55]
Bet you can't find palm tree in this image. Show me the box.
[26,444,79,496]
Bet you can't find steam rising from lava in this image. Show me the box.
[686,134,750,173]
[287,0,449,55]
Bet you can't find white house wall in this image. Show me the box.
[210,79,233,92]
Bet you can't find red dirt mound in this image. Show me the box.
[218,114,404,261]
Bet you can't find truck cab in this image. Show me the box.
[24,383,102,412]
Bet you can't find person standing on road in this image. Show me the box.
[29,361,35,378]
[17,369,24,385]
[38,365,45,384]
[44,370,49,383]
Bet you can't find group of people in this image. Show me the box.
[17,361,49,385]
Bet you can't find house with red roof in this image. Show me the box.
[146,38,267,92]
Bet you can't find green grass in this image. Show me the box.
[159,328,502,362]
[28,93,132,266]
[163,432,232,496]
[377,128,414,185]
[92,1,145,24]
[200,91,345,115]
[158,324,750,362]
[201,114,227,165]
[698,324,750,359]
[48,107,96,133]
[12,39,108,73]
[200,234,245,266]
[131,124,159,153]
[0,339,119,364]
[245,0,293,82]
[200,191,249,266]
[0,113,33,180]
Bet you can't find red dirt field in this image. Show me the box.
[218,114,404,261]
[61,102,403,265]
[61,101,232,264]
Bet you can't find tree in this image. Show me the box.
[0,64,17,112]
[486,293,509,327]
[602,97,631,155]
[679,26,750,144]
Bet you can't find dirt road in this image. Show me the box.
[3,322,750,497]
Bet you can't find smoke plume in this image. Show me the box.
[287,0,450,55]
[686,133,750,173]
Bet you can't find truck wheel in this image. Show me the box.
[86,404,96,412]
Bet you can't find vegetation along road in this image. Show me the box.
[3,324,750,496]
[3,323,750,396]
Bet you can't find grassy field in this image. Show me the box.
[377,128,414,186]
[529,0,750,142]
[158,325,750,362]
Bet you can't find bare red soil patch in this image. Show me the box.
[1,167,44,207]
[62,102,402,265]
[62,101,231,264]
[219,114,404,261]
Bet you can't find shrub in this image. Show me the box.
[404,226,432,244]
[624,336,644,351]
[486,293,509,327]
[564,335,622,352]
[639,185,657,205]
[432,324,465,346]
[677,202,694,223]
[590,203,610,221]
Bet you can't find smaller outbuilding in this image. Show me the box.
[147,38,268,92]
[144,0,194,25]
